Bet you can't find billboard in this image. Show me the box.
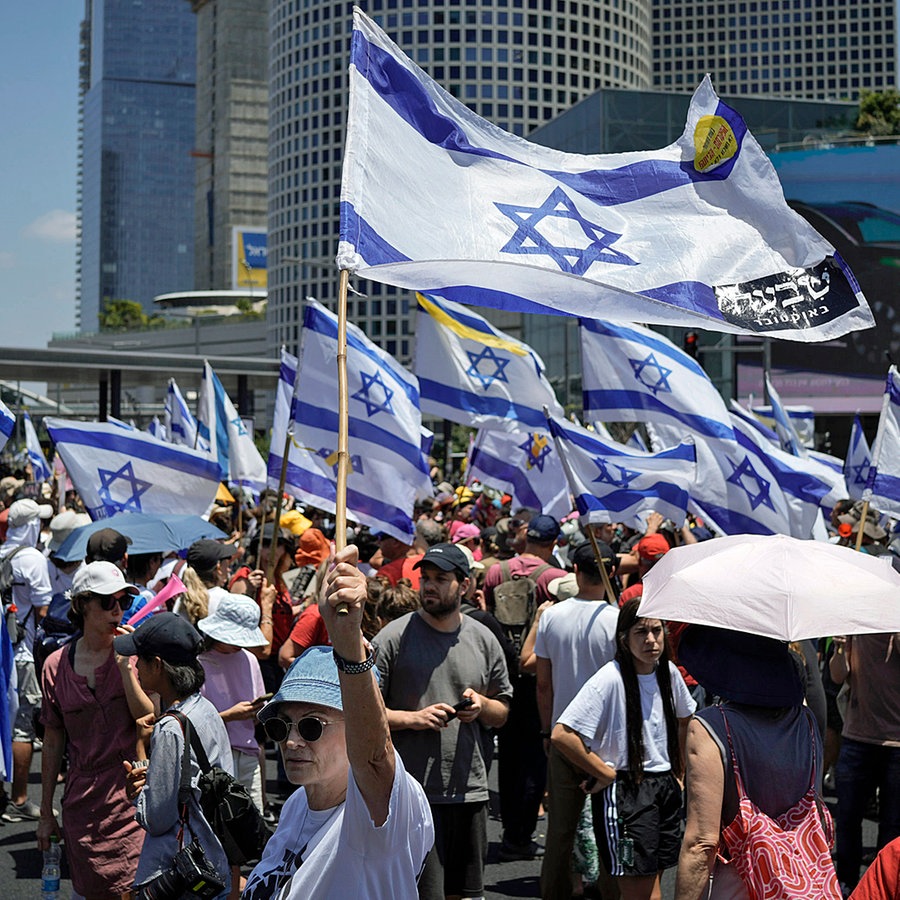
[232,227,267,290]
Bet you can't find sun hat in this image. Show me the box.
[48,510,91,553]
[412,542,471,577]
[72,560,140,597]
[451,523,481,543]
[113,611,203,664]
[678,624,804,708]
[86,528,132,563]
[8,499,54,528]
[838,500,887,541]
[548,572,579,601]
[187,538,237,571]
[197,594,267,647]
[258,646,344,719]
[294,527,331,568]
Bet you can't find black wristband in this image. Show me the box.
[333,642,377,675]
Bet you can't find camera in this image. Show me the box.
[135,840,226,900]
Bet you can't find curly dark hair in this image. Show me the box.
[615,597,682,783]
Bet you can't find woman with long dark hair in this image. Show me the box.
[551,597,696,900]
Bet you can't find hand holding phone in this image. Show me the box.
[446,697,475,720]
[252,692,274,706]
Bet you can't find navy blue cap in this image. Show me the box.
[526,514,561,543]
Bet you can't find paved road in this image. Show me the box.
[0,746,874,898]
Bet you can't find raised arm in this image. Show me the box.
[320,545,394,827]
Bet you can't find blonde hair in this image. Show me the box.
[180,565,212,626]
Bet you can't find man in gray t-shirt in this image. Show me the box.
[373,543,512,900]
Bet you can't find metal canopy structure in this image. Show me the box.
[0,347,279,419]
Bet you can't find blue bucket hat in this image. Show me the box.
[197,594,267,648]
[258,646,379,720]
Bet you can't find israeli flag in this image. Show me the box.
[146,416,168,443]
[415,293,565,430]
[269,300,432,542]
[468,428,570,520]
[44,418,221,520]
[0,400,14,453]
[750,400,815,450]
[547,415,695,529]
[338,9,872,342]
[0,616,15,781]
[581,320,735,442]
[197,362,266,492]
[759,375,807,457]
[865,367,900,518]
[23,412,51,482]
[165,379,198,448]
[845,415,872,502]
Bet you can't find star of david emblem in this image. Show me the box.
[726,456,775,512]
[97,461,152,514]
[592,457,640,489]
[466,346,511,390]
[315,448,364,478]
[629,353,673,395]
[230,416,248,437]
[851,461,870,486]
[352,370,394,417]
[519,433,552,472]
[494,187,638,275]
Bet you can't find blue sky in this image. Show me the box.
[1,6,82,349]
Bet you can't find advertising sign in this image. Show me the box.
[232,227,267,290]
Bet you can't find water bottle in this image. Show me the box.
[41,836,61,900]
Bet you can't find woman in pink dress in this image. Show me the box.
[37,561,155,900]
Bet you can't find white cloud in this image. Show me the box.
[23,209,77,243]
[0,252,15,269]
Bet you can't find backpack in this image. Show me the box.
[491,560,552,657]
[34,591,80,681]
[1,546,32,645]
[166,710,272,866]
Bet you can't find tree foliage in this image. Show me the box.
[855,89,900,137]
[98,299,164,331]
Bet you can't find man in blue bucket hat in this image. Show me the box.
[243,546,434,899]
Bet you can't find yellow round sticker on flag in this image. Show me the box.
[693,115,738,173]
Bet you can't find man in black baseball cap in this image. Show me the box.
[86,528,132,569]
[186,538,236,573]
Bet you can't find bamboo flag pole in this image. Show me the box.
[543,407,618,603]
[266,424,293,586]
[335,269,352,614]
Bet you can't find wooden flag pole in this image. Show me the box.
[854,498,870,554]
[335,269,351,614]
[266,425,293,586]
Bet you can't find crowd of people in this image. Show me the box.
[0,469,898,899]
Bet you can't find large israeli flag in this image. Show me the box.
[865,367,900,518]
[338,9,872,341]
[0,400,14,453]
[23,412,51,482]
[581,320,734,441]
[165,379,198,448]
[548,416,695,529]
[414,293,564,430]
[197,362,267,492]
[468,428,570,520]
[269,301,432,542]
[845,415,872,502]
[44,418,221,520]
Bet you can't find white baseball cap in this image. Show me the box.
[71,561,139,597]
[8,499,54,528]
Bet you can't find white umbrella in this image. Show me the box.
[638,533,900,641]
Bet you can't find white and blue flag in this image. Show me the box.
[23,412,51,482]
[845,415,872,502]
[548,415,695,529]
[468,428,570,520]
[760,375,807,457]
[750,400,815,450]
[197,362,267,492]
[269,302,432,542]
[165,379,199,448]
[0,400,14,453]
[146,416,168,443]
[415,293,564,430]
[44,418,221,520]
[338,9,872,341]
[581,320,735,442]
[864,367,900,518]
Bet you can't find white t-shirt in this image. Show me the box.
[3,543,52,662]
[243,750,433,900]
[533,597,619,726]
[558,660,696,773]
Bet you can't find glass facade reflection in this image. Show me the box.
[77,0,196,332]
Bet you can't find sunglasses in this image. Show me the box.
[263,715,336,744]
[94,592,129,611]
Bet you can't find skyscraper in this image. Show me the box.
[266,0,654,359]
[652,0,897,100]
[76,0,197,332]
